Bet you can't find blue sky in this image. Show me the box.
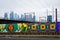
[0,0,60,21]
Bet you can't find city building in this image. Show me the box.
[28,14,32,21]
[47,15,52,22]
[24,12,36,22]
[32,12,35,22]
[20,14,25,21]
[14,13,19,20]
[10,11,14,20]
[24,13,32,21]
[39,17,46,22]
[4,13,8,19]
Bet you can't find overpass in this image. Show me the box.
[0,19,36,24]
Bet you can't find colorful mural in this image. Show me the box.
[40,24,46,31]
[50,24,56,30]
[31,25,36,30]
[0,22,60,32]
[5,24,18,32]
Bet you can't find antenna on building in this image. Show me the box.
[51,6,54,22]
[46,9,48,22]
[47,9,48,16]
[52,8,54,22]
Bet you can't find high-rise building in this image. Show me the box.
[24,13,32,21]
[4,13,8,19]
[10,11,14,20]
[24,12,36,22]
[47,15,52,22]
[32,12,35,22]
[20,14,25,21]
[14,13,19,20]
[28,14,32,21]
[25,14,28,21]
[24,13,27,21]
[24,13,26,21]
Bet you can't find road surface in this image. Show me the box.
[0,37,60,40]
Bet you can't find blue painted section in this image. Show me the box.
[56,22,58,32]
[56,22,60,32]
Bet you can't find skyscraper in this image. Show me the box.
[4,13,8,19]
[24,12,36,22]
[14,13,19,20]
[25,14,28,21]
[10,11,14,20]
[24,13,28,21]
[28,14,32,21]
[24,13,32,21]
[32,12,35,22]
[20,14,24,21]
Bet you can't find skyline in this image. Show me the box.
[3,11,52,22]
[0,0,60,21]
[0,8,59,22]
[4,11,36,22]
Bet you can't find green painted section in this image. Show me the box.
[18,23,28,32]
[20,27,26,32]
[18,26,28,32]
[5,24,18,32]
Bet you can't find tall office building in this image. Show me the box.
[24,13,28,21]
[47,15,52,22]
[28,14,32,21]
[14,13,19,20]
[10,11,14,20]
[24,13,32,21]
[32,12,35,22]
[24,13,26,21]
[20,14,25,21]
[25,14,28,21]
[24,12,36,22]
[4,13,8,19]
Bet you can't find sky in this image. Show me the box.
[0,0,60,21]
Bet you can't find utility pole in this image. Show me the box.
[55,8,57,22]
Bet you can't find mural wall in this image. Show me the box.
[0,22,60,32]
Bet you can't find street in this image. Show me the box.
[0,37,60,40]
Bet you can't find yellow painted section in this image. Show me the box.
[31,25,36,30]
[50,24,55,30]
[18,23,23,30]
[23,23,28,28]
[0,24,5,31]
[40,24,46,30]
[23,23,28,30]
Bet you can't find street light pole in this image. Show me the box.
[55,8,57,22]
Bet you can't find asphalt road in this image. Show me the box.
[0,37,60,40]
